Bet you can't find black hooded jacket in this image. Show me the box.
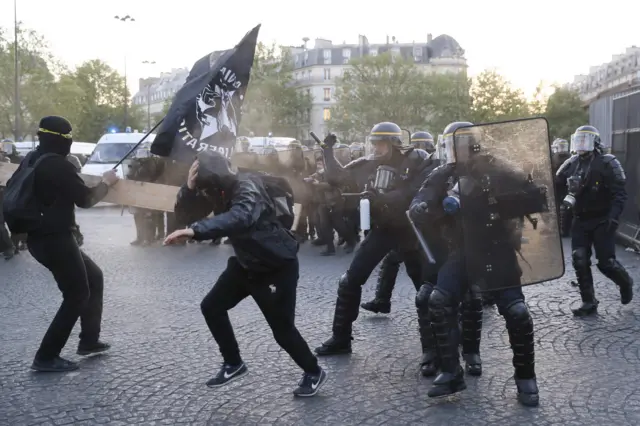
[27,134,108,236]
[174,153,298,272]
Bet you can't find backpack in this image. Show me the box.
[256,173,295,229]
[2,152,58,234]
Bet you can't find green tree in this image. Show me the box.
[544,87,588,140]
[329,53,432,142]
[469,70,531,123]
[0,25,60,140]
[419,72,472,135]
[241,43,312,138]
[57,59,144,141]
[528,82,548,116]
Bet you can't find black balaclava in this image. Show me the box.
[37,116,73,156]
[195,151,237,193]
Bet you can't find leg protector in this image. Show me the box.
[375,252,402,301]
[597,258,634,304]
[461,290,483,376]
[415,283,438,376]
[428,288,461,374]
[332,273,362,339]
[503,300,535,380]
[427,288,466,397]
[572,248,598,315]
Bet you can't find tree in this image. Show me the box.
[240,43,312,138]
[0,25,60,140]
[56,59,144,141]
[528,82,548,116]
[418,72,472,135]
[544,87,588,140]
[469,70,531,123]
[329,53,433,142]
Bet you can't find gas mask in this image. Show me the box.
[372,165,397,193]
[563,174,583,208]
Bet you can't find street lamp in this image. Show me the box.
[13,0,20,142]
[142,60,156,130]
[114,15,135,129]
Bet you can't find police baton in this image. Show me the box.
[405,210,436,264]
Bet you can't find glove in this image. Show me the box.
[409,202,428,223]
[322,134,338,149]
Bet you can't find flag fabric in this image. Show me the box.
[150,24,261,163]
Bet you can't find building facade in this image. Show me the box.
[131,68,189,129]
[285,34,467,140]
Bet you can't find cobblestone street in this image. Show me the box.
[2,208,640,426]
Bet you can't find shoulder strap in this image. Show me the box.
[30,153,59,169]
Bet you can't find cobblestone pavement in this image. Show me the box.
[2,208,640,426]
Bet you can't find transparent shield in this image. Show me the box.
[452,117,564,291]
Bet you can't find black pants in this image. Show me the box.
[27,233,104,361]
[318,205,355,248]
[332,226,424,337]
[200,257,319,374]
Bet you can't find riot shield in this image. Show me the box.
[453,117,564,291]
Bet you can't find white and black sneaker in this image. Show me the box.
[206,362,248,388]
[293,367,328,397]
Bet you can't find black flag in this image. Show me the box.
[150,24,260,162]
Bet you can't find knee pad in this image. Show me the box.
[415,282,434,309]
[428,288,454,313]
[504,300,530,324]
[596,257,619,273]
[337,273,360,298]
[571,248,590,271]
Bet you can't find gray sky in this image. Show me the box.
[1,0,638,97]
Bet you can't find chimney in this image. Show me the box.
[386,35,390,45]
[427,33,433,43]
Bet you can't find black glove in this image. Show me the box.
[322,134,338,149]
[409,202,428,223]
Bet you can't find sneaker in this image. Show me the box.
[77,341,111,356]
[206,362,248,388]
[293,367,328,397]
[31,356,79,372]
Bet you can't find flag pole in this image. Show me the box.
[113,118,164,169]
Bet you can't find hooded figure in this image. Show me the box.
[20,115,119,372]
[164,150,328,397]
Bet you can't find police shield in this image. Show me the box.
[452,117,565,291]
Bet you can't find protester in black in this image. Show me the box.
[26,116,119,372]
[164,151,328,397]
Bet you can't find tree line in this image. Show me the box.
[1,25,586,144]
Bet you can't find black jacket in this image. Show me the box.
[175,173,299,272]
[28,148,108,236]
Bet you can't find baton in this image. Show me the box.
[405,210,436,264]
[309,131,323,146]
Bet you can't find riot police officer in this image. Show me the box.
[410,121,540,407]
[556,125,633,317]
[314,122,437,356]
[411,131,436,154]
[551,139,571,237]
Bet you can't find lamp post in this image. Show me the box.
[142,60,156,130]
[13,0,20,142]
[114,14,135,129]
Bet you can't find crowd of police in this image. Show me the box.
[1,117,634,404]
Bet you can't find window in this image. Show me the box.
[323,88,331,101]
[342,48,351,64]
[370,47,378,57]
[323,108,331,121]
[323,49,331,64]
[324,68,331,80]
[391,47,401,59]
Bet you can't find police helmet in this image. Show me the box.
[573,125,600,154]
[442,121,478,164]
[368,122,403,146]
[349,142,365,159]
[552,138,569,154]
[411,131,435,153]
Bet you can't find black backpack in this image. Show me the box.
[2,152,58,234]
[257,173,295,229]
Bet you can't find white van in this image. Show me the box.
[81,132,156,178]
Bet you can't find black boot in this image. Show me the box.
[461,293,483,376]
[361,253,400,314]
[428,292,466,398]
[315,275,361,356]
[416,283,438,376]
[505,301,539,407]
[597,258,634,305]
[572,271,599,317]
